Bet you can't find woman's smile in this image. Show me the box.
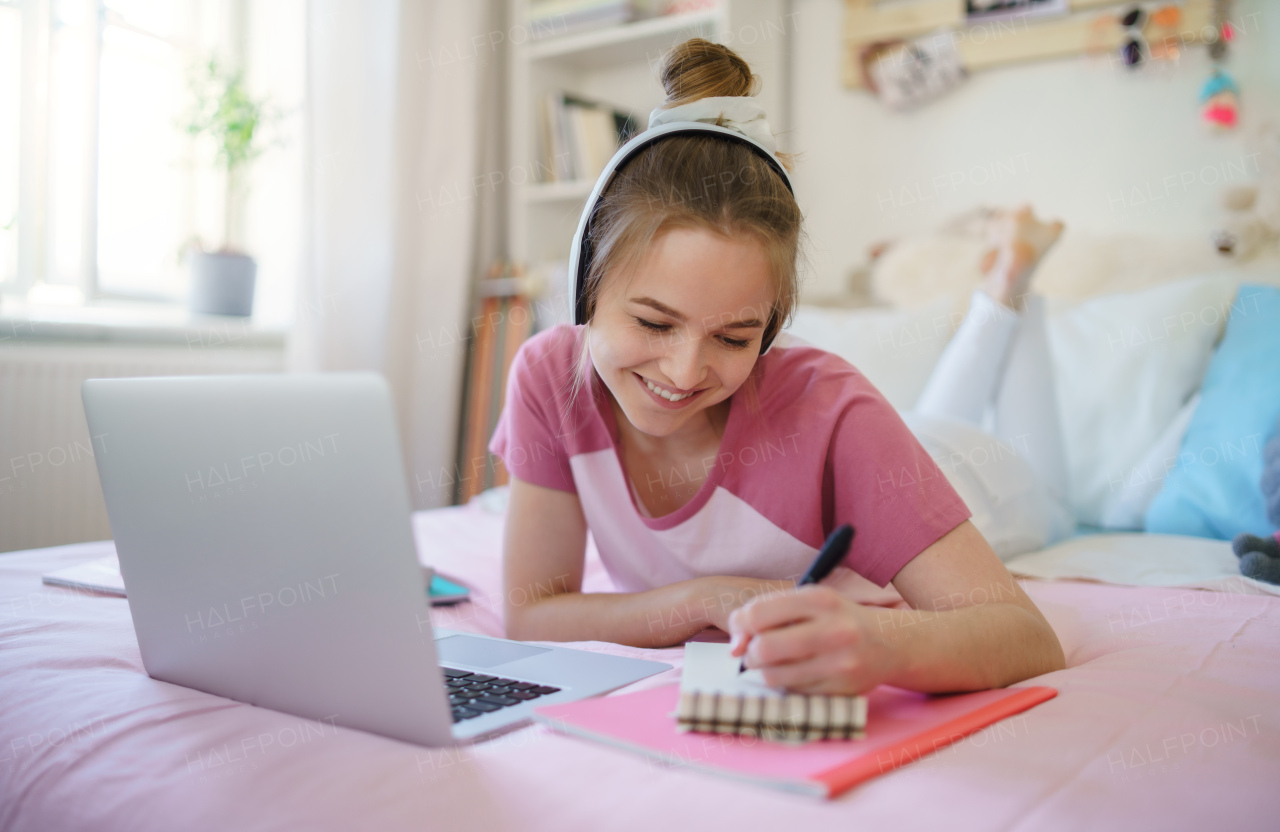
[633,371,706,408]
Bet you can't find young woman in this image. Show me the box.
[489,39,1066,695]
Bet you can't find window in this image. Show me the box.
[0,2,20,285]
[96,0,198,298]
[3,0,303,323]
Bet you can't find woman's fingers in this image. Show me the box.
[728,584,842,641]
[758,650,874,696]
[743,616,857,669]
[730,586,897,694]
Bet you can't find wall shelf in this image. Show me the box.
[843,0,1215,89]
[528,8,720,69]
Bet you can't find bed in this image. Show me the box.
[1,496,1278,831]
[5,224,1279,829]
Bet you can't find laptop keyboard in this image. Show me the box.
[441,666,561,723]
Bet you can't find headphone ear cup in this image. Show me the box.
[569,216,593,325]
[758,310,781,355]
[573,238,590,325]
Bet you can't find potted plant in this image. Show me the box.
[179,57,281,317]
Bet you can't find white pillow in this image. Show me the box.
[1003,532,1280,596]
[1097,393,1201,530]
[790,275,1238,529]
[1046,275,1237,526]
[784,294,964,410]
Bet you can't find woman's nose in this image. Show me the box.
[660,334,707,392]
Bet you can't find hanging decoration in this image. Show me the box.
[1201,71,1240,129]
[1115,4,1183,69]
[1201,0,1238,130]
[859,33,967,112]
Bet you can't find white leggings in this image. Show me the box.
[905,291,1075,559]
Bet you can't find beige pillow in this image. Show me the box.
[869,229,1237,308]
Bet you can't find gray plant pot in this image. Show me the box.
[189,251,257,317]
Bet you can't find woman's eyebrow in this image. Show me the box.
[630,297,685,320]
[629,297,763,328]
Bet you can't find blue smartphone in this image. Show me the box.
[428,573,471,606]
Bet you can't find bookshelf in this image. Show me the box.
[507,0,790,267]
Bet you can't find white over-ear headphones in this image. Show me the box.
[566,120,794,355]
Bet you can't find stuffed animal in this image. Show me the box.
[1213,123,1280,260]
[1232,417,1280,584]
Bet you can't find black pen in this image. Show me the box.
[738,524,855,673]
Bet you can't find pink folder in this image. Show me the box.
[533,683,1057,798]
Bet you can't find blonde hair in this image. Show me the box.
[570,38,805,408]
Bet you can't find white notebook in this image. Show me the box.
[41,556,127,596]
[41,556,468,606]
[677,642,867,741]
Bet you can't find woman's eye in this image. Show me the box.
[634,316,749,348]
[635,318,670,332]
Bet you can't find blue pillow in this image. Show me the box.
[1145,284,1280,539]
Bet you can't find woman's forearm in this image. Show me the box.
[879,600,1065,692]
[504,579,722,647]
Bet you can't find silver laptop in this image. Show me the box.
[82,373,668,745]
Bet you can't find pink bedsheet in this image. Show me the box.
[1,500,1277,831]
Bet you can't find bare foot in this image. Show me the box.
[978,205,1064,310]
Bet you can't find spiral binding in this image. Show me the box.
[675,690,867,741]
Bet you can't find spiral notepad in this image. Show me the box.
[676,642,868,741]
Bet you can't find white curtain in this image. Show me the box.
[293,0,506,509]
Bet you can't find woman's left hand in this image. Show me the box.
[727,585,904,695]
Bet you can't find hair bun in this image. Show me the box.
[658,38,759,107]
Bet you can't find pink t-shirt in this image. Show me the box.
[489,325,970,593]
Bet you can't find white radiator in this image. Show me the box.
[0,340,285,553]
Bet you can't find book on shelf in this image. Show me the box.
[527,0,635,39]
[538,93,639,184]
[454,263,536,505]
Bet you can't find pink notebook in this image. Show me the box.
[533,683,1057,798]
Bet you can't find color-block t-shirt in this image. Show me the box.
[489,325,970,593]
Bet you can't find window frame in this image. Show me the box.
[4,0,236,306]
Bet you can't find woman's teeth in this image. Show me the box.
[645,378,693,402]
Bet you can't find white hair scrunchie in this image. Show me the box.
[647,96,778,156]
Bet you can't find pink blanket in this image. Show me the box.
[1,500,1277,831]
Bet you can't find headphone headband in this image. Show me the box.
[566,121,795,355]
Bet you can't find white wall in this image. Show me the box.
[785,0,1280,298]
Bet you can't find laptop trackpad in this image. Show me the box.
[436,635,551,668]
